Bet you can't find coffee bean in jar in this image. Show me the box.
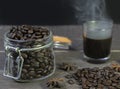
[3,25,55,82]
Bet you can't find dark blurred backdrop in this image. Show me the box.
[0,0,119,25]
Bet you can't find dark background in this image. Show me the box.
[0,0,119,25]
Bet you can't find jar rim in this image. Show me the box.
[84,18,113,25]
[4,28,53,43]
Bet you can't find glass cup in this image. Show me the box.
[83,19,113,63]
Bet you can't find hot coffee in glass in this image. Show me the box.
[83,20,113,63]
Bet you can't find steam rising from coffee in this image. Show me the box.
[72,0,109,23]
[86,0,107,20]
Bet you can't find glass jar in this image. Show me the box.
[3,27,55,82]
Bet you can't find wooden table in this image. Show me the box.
[0,25,120,89]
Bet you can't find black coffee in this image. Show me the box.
[83,36,112,59]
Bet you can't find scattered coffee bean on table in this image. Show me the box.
[74,66,120,89]
[67,79,75,85]
[64,74,73,79]
[4,25,55,81]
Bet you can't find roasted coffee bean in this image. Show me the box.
[30,59,36,63]
[49,61,54,66]
[85,80,92,87]
[112,83,117,87]
[21,29,27,34]
[10,28,16,33]
[35,68,43,72]
[43,70,48,74]
[114,74,120,80]
[34,32,41,36]
[21,73,26,79]
[29,76,34,79]
[73,66,120,89]
[97,84,104,89]
[88,73,94,78]
[97,79,102,84]
[104,80,112,86]
[10,33,16,39]
[29,71,35,76]
[88,78,93,82]
[40,63,46,68]
[82,83,89,89]
[28,29,33,34]
[111,77,119,83]
[89,87,96,89]
[23,64,30,69]
[21,53,28,59]
[36,74,41,78]
[30,63,34,67]
[81,77,87,83]
[108,86,116,89]
[48,66,53,72]
[33,61,40,68]
[24,59,30,64]
[92,82,97,87]
[37,53,44,58]
[37,70,42,74]
[67,79,75,84]
[8,25,50,40]
[116,85,120,89]
[29,68,35,71]
[22,69,28,73]
[65,74,73,79]
[91,67,99,72]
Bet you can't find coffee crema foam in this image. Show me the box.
[85,29,112,40]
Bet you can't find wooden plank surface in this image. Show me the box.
[0,51,120,89]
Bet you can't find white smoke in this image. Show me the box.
[72,0,109,23]
[86,0,107,20]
